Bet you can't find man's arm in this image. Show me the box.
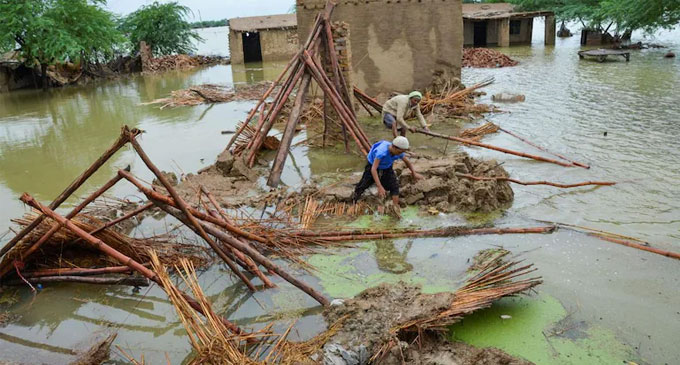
[402,157,423,180]
[371,158,387,197]
[395,101,412,130]
[415,106,429,130]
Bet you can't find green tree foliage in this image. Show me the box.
[0,0,123,88]
[120,1,202,56]
[190,19,229,29]
[509,0,680,39]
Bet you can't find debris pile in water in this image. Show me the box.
[463,48,518,68]
[144,82,274,108]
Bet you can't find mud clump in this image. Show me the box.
[322,154,514,213]
[323,282,530,365]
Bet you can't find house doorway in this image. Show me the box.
[242,32,263,63]
[473,21,488,47]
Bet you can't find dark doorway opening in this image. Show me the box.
[242,32,262,63]
[473,21,488,47]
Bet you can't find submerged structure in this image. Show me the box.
[228,14,299,65]
[296,0,464,95]
[463,3,555,47]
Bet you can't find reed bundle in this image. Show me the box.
[3,210,209,273]
[144,82,275,109]
[463,48,519,68]
[150,252,344,364]
[419,76,495,115]
[372,251,541,361]
[459,121,500,140]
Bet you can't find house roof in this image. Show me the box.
[229,14,297,32]
[463,3,553,20]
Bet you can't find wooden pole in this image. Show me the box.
[267,72,313,187]
[19,193,246,335]
[353,86,383,113]
[88,202,154,236]
[0,168,129,279]
[456,173,616,188]
[0,126,140,259]
[302,53,369,155]
[498,127,590,169]
[225,53,301,152]
[126,135,256,291]
[3,275,149,287]
[299,226,556,241]
[415,129,575,168]
[158,203,330,306]
[20,265,136,278]
[587,233,680,260]
[200,186,276,288]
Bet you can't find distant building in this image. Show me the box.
[228,14,299,64]
[296,0,464,96]
[463,3,555,47]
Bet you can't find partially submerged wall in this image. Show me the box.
[229,29,299,65]
[260,29,299,62]
[296,0,463,95]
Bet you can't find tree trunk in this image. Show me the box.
[41,63,48,91]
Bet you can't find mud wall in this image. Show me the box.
[260,29,299,63]
[228,30,245,65]
[296,0,463,95]
[509,18,533,44]
[229,29,299,65]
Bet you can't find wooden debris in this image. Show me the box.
[143,82,274,109]
[463,48,518,68]
[456,173,616,188]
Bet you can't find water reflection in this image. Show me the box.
[374,239,413,274]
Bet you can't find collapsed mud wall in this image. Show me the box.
[296,0,463,96]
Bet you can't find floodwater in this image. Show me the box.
[1,23,679,364]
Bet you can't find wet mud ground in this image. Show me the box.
[1,23,680,364]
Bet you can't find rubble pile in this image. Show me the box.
[463,48,518,68]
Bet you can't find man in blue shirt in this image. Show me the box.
[351,136,423,212]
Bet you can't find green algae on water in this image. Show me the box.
[450,294,638,365]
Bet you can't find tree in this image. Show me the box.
[120,2,202,57]
[0,0,123,90]
[509,0,680,41]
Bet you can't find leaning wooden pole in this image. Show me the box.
[0,126,140,259]
[268,72,313,187]
[498,127,590,169]
[19,193,246,335]
[125,135,256,291]
[456,173,616,188]
[415,129,575,168]
[0,169,129,279]
[297,226,556,242]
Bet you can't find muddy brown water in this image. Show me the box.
[0,24,679,364]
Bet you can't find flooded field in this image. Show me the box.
[1,23,679,364]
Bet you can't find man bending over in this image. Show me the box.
[351,136,423,214]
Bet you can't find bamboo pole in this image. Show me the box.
[88,202,154,236]
[302,53,369,155]
[200,186,276,288]
[19,193,246,335]
[498,127,590,169]
[415,129,575,168]
[156,203,330,306]
[268,72,313,188]
[309,53,371,150]
[225,52,301,152]
[0,126,140,259]
[353,86,383,113]
[0,168,130,279]
[119,171,268,244]
[126,135,256,292]
[588,233,680,260]
[304,226,556,241]
[3,275,149,287]
[456,173,616,188]
[294,226,556,239]
[20,265,135,278]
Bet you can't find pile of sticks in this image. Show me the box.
[462,47,519,68]
[225,1,371,188]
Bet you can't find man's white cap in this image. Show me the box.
[392,136,410,150]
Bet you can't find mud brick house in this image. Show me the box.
[296,0,464,95]
[228,14,299,65]
[463,3,555,47]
